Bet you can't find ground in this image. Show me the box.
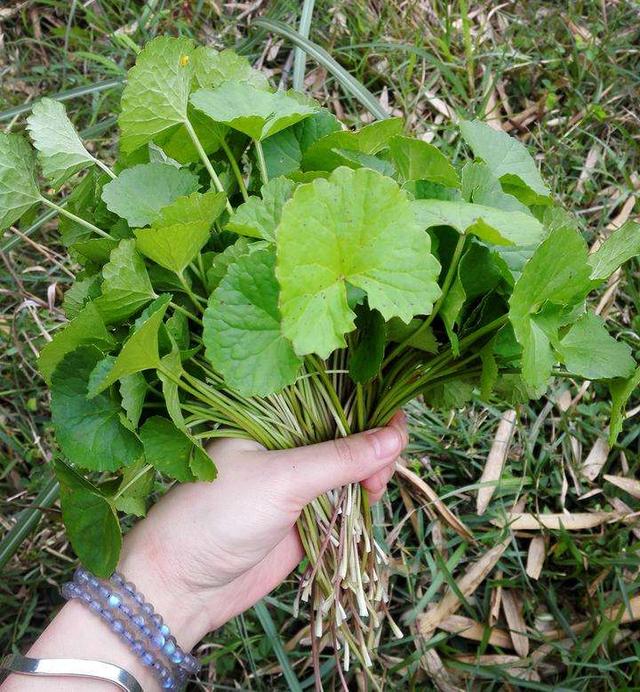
[1,1,639,689]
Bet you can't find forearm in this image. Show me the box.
[1,524,214,692]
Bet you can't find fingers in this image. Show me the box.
[270,411,407,506]
[361,462,396,504]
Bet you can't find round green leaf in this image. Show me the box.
[277,166,441,358]
[204,247,302,396]
[51,346,142,472]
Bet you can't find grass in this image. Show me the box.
[1,0,639,689]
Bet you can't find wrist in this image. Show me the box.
[117,518,223,649]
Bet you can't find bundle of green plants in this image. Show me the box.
[2,36,639,672]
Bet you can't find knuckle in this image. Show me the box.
[332,437,357,467]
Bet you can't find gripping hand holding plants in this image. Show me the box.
[2,36,639,673]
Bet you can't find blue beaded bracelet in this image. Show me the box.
[62,568,201,690]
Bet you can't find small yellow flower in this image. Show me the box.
[179,54,190,67]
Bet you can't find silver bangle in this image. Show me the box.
[0,653,143,691]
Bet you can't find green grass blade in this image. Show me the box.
[0,477,60,572]
[0,78,123,122]
[254,18,389,121]
[253,600,303,692]
[292,0,316,92]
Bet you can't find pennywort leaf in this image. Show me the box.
[277,166,441,357]
[51,346,142,472]
[192,47,269,91]
[588,220,640,282]
[140,416,216,482]
[119,36,196,154]
[89,295,170,396]
[55,459,122,577]
[302,118,403,172]
[95,239,157,323]
[101,163,200,227]
[135,190,226,274]
[26,98,99,188]
[38,302,116,385]
[609,367,640,445]
[387,135,459,188]
[190,81,318,141]
[0,133,41,230]
[558,312,635,380]
[226,177,295,241]
[460,120,551,204]
[204,247,302,396]
[509,227,593,392]
[413,199,545,247]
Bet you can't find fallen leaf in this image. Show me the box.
[582,437,610,481]
[438,614,513,649]
[477,409,517,515]
[396,460,474,542]
[604,474,640,500]
[526,535,546,580]
[502,589,529,657]
[492,511,624,531]
[417,535,511,635]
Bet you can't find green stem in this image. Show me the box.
[460,0,475,91]
[177,272,206,313]
[254,139,269,185]
[92,157,117,180]
[220,138,249,202]
[169,300,203,327]
[183,118,233,214]
[41,197,114,240]
[384,233,466,368]
[112,464,153,500]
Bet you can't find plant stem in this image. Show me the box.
[41,197,115,240]
[177,272,206,313]
[220,138,249,202]
[112,464,153,501]
[183,118,233,214]
[254,139,269,185]
[384,233,466,367]
[460,0,475,91]
[92,157,117,179]
[169,300,203,327]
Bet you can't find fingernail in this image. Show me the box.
[366,427,401,459]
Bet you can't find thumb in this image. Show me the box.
[270,412,407,506]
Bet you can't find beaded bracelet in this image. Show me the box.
[62,568,201,690]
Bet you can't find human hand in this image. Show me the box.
[119,412,408,650]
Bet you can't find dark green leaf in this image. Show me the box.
[140,417,214,482]
[89,297,169,396]
[95,239,157,324]
[51,346,142,472]
[101,163,200,227]
[558,313,635,380]
[38,302,115,385]
[55,459,122,577]
[349,306,385,383]
[204,247,302,395]
[388,135,459,188]
[226,177,295,241]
